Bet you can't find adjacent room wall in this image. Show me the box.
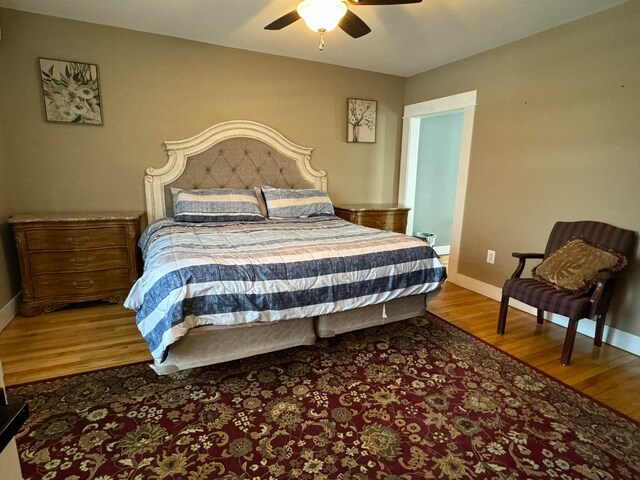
[0,8,406,307]
[413,111,464,247]
[405,0,640,336]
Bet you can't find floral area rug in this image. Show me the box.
[9,313,640,480]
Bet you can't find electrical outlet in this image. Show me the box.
[486,249,496,264]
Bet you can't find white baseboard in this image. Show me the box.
[434,245,450,256]
[449,273,640,356]
[0,293,19,333]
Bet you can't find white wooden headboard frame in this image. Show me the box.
[144,120,327,223]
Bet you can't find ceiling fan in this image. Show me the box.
[265,0,423,50]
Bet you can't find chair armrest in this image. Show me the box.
[510,252,544,279]
[512,252,545,259]
[588,277,610,318]
[588,271,623,318]
[590,278,606,302]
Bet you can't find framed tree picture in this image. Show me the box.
[39,58,103,125]
[347,98,376,143]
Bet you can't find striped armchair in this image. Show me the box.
[497,221,637,364]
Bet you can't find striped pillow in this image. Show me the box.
[253,186,269,217]
[261,186,334,218]
[173,188,265,222]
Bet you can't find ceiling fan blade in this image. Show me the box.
[348,0,422,5]
[339,10,372,38]
[264,10,301,30]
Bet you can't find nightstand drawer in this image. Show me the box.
[26,227,127,251]
[334,204,409,234]
[29,248,130,274]
[32,268,131,298]
[355,211,406,232]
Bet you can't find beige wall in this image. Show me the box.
[0,119,18,307]
[0,76,20,306]
[406,0,640,335]
[0,8,405,306]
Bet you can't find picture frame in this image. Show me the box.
[347,98,376,143]
[39,58,103,125]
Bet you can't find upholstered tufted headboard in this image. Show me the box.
[144,121,327,222]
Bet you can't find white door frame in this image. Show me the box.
[398,90,477,283]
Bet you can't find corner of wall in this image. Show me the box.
[0,293,20,332]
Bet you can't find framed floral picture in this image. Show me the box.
[39,58,103,125]
[347,98,376,143]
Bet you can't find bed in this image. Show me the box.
[126,120,446,374]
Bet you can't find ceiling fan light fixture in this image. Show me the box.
[296,0,348,33]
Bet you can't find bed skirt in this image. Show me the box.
[151,291,437,374]
[151,318,316,374]
[314,293,429,337]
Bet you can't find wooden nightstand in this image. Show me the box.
[8,211,143,316]
[334,204,409,233]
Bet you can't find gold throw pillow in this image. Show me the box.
[532,238,627,294]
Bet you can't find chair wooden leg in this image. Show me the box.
[536,309,544,325]
[497,295,509,334]
[561,316,580,365]
[594,314,605,348]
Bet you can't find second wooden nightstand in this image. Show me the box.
[8,211,143,317]
[334,204,409,234]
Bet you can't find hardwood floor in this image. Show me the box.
[0,302,151,386]
[0,282,638,420]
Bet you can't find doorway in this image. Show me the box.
[398,91,477,283]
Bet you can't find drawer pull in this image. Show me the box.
[375,221,387,227]
[70,257,92,266]
[68,236,90,245]
[73,280,94,290]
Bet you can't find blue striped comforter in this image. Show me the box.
[124,216,447,362]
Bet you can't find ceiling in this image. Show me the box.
[0,0,628,77]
